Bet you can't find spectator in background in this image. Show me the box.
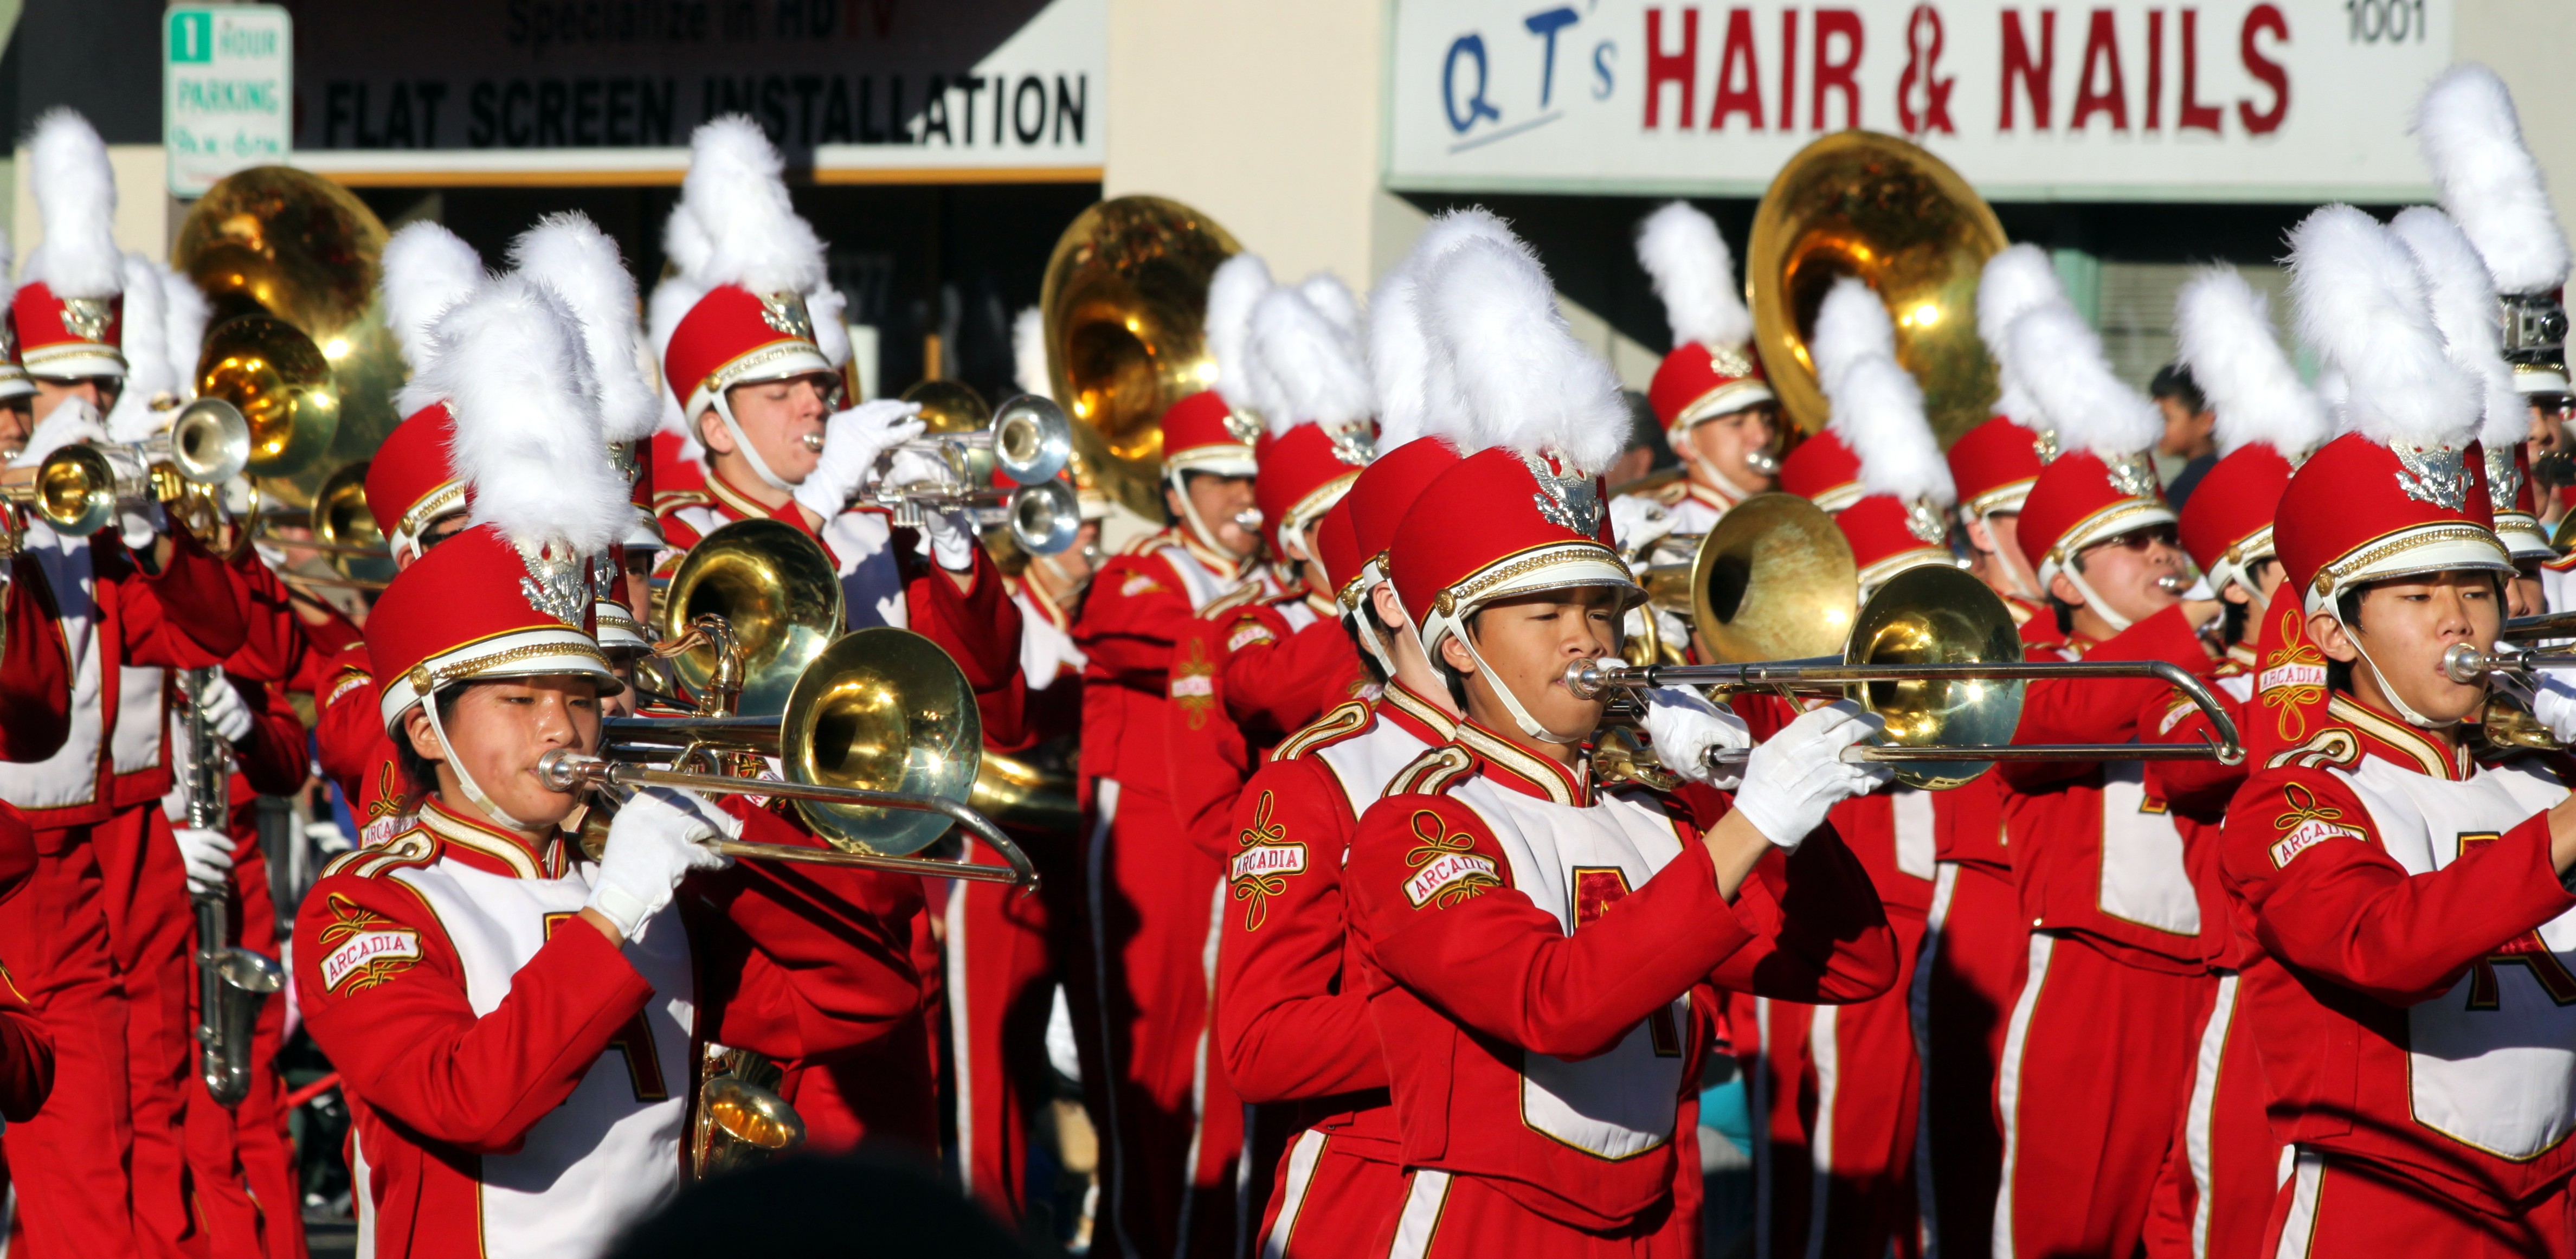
[2150,363,2219,507]
[1606,389,1679,490]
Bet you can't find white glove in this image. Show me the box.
[198,676,255,746]
[173,826,235,895]
[881,447,951,491]
[1608,494,1677,556]
[1641,686,1752,789]
[582,787,738,941]
[1730,701,1894,851]
[793,400,925,518]
[918,503,978,572]
[2532,673,2576,743]
[118,501,166,553]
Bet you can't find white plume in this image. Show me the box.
[665,116,826,294]
[1012,306,1051,401]
[2387,207,2527,452]
[509,213,659,444]
[1206,253,1273,409]
[427,275,631,554]
[1830,352,1953,505]
[1420,233,1627,474]
[381,222,487,406]
[1370,208,1515,448]
[1634,201,1752,349]
[2172,267,2330,459]
[2413,64,2569,295]
[1978,245,2066,428]
[2288,204,2481,450]
[22,110,119,299]
[807,286,849,369]
[162,267,208,401]
[1810,278,1895,398]
[2008,302,2161,458]
[102,254,168,441]
[1246,285,1374,436]
[1298,273,1364,345]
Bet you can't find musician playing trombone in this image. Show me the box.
[292,280,928,1259]
[1338,232,1896,1255]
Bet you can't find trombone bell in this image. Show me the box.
[783,627,983,857]
[658,518,845,716]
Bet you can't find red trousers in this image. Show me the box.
[1741,909,1927,1259]
[92,805,203,1258]
[1376,1167,1693,1258]
[2266,1148,2571,1258]
[1910,864,2027,1259]
[2,824,141,1258]
[1993,932,2213,1259]
[2142,971,2279,1259]
[1070,778,1242,1259]
[1253,1129,1406,1258]
[942,832,1067,1225]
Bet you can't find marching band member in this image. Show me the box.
[2136,265,2329,1259]
[0,109,252,1259]
[2218,202,2576,1257]
[2416,65,2573,613]
[1737,280,1954,1259]
[1988,298,2225,1259]
[1615,201,1778,548]
[293,275,924,1259]
[1345,229,1896,1254]
[1068,250,1276,1257]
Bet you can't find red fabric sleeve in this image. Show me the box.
[0,806,37,909]
[313,647,413,821]
[0,554,72,763]
[117,531,248,663]
[2000,605,2214,793]
[1224,615,1366,737]
[294,875,654,1154]
[687,802,926,1062]
[2221,768,2576,1007]
[903,542,1031,755]
[1074,554,1196,684]
[1347,793,1756,1061]
[1167,612,1257,864]
[228,675,311,800]
[0,957,53,1123]
[1216,757,1382,1103]
[2140,685,2247,814]
[1701,826,1902,1001]
[220,549,311,685]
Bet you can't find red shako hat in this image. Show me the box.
[1777,429,1862,510]
[1160,390,1260,478]
[1947,417,2050,517]
[1316,499,1365,607]
[365,403,467,566]
[2276,205,2513,616]
[1345,436,1461,603]
[371,222,488,566]
[1634,202,1775,434]
[17,112,124,381]
[1160,250,1274,481]
[2168,266,2333,596]
[1245,278,1375,555]
[1802,279,1957,593]
[371,526,620,731]
[1957,245,2077,521]
[2005,301,2174,588]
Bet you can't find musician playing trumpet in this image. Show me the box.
[293,281,926,1259]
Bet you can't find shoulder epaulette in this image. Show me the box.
[652,489,713,514]
[2266,727,2361,772]
[319,825,440,881]
[1276,699,1371,761]
[1649,479,1691,506]
[1383,744,1474,798]
[1119,528,1178,557]
[1201,582,1268,620]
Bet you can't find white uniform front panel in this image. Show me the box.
[1314,721,1438,836]
[1450,776,1691,1160]
[2097,761,2200,936]
[2337,755,2576,1160]
[388,859,698,1259]
[817,509,908,630]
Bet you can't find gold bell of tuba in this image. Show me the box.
[1748,131,2008,447]
[1039,196,1241,521]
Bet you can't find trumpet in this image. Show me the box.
[2442,642,2576,685]
[1569,563,2243,790]
[4,399,253,537]
[865,393,1081,555]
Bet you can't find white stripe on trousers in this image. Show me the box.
[1991,932,2059,1259]
[1172,880,1226,1259]
[1910,862,1961,1258]
[945,876,976,1200]
[2272,1148,2324,1259]
[1261,1130,1329,1259]
[1803,1005,1841,1259]
[1385,1170,1454,1259]
[1085,780,1141,1259]
[2184,971,2240,1259]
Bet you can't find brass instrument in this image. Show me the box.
[858,383,1080,555]
[691,1048,804,1178]
[174,167,404,517]
[178,668,282,1108]
[658,518,845,717]
[1569,541,2243,791]
[2502,611,2576,643]
[1040,196,1242,519]
[1748,131,2009,446]
[11,399,254,537]
[2443,642,2576,685]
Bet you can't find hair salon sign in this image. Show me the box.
[1386,1,2451,201]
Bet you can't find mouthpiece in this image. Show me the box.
[800,433,827,452]
[1745,448,1781,477]
[1562,658,1631,701]
[2154,574,2188,593]
[1232,508,1264,532]
[2444,643,2498,685]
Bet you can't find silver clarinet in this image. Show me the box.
[179,668,282,1109]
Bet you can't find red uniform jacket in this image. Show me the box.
[1216,682,1456,1155]
[1076,528,1266,793]
[1997,605,2223,972]
[0,806,50,1120]
[0,552,73,763]
[1167,582,1369,863]
[295,795,926,1258]
[1345,720,1896,1231]
[2220,695,2576,1215]
[2144,641,2259,969]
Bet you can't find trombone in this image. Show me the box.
[1569,529,2244,790]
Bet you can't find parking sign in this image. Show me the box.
[165,5,293,197]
